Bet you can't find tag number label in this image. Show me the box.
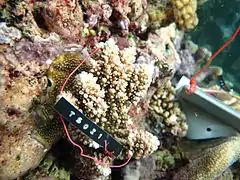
[54,97,123,156]
[68,111,102,139]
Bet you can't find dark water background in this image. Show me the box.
[189,0,240,92]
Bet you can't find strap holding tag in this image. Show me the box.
[54,97,123,157]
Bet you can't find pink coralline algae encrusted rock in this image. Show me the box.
[42,0,84,42]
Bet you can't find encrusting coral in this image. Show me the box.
[14,33,63,65]
[0,53,48,179]
[174,136,240,180]
[1,0,45,37]
[31,23,188,178]
[1,0,84,41]
[0,22,21,46]
[0,26,72,179]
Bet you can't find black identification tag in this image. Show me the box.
[54,97,123,157]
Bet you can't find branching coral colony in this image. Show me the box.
[30,23,186,178]
[35,39,162,176]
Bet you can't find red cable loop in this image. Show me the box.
[60,116,131,168]
[104,140,115,157]
[60,48,100,93]
[187,26,240,94]
[59,48,132,168]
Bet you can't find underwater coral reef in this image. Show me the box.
[0,0,240,180]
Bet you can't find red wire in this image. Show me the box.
[59,48,132,168]
[60,48,99,93]
[187,26,240,94]
[60,115,131,167]
[104,140,115,157]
